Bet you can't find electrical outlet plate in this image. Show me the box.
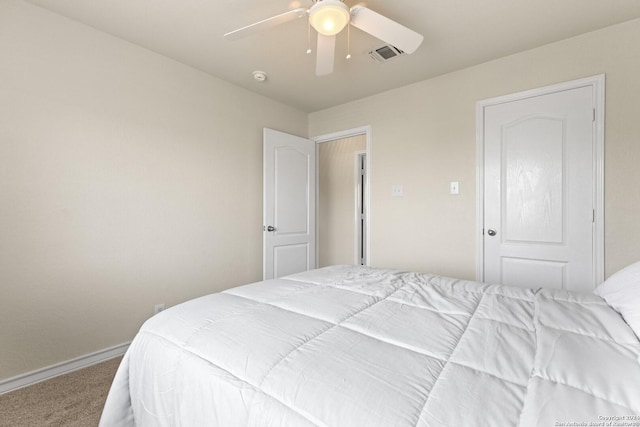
[391,184,403,197]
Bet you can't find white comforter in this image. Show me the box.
[100,266,640,426]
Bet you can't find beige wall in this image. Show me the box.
[318,135,367,267]
[0,0,307,380]
[309,18,640,280]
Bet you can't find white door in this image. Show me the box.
[482,84,598,292]
[263,128,316,280]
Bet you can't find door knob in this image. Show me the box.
[487,229,497,236]
[266,225,276,232]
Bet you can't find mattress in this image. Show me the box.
[100,266,640,426]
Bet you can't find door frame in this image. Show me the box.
[354,150,367,266]
[475,75,605,285]
[312,125,372,266]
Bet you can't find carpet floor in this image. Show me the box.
[0,356,122,427]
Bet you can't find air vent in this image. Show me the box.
[369,45,405,63]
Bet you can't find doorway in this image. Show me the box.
[314,127,371,267]
[476,75,605,291]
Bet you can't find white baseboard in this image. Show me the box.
[0,342,130,395]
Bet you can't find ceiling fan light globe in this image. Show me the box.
[309,0,350,36]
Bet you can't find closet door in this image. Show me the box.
[481,83,600,292]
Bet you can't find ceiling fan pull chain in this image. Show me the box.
[346,22,351,60]
[306,19,312,54]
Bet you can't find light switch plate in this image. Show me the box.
[449,181,460,195]
[392,184,403,197]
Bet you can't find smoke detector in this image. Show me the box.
[252,70,267,82]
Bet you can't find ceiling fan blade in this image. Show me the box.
[349,5,424,54]
[224,8,308,40]
[316,34,336,76]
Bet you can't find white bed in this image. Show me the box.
[100,265,640,426]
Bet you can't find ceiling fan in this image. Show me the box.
[224,0,424,76]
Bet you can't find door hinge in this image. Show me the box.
[592,108,596,122]
[593,209,596,223]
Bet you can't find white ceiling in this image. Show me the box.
[23,0,640,112]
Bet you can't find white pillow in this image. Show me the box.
[594,261,640,338]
